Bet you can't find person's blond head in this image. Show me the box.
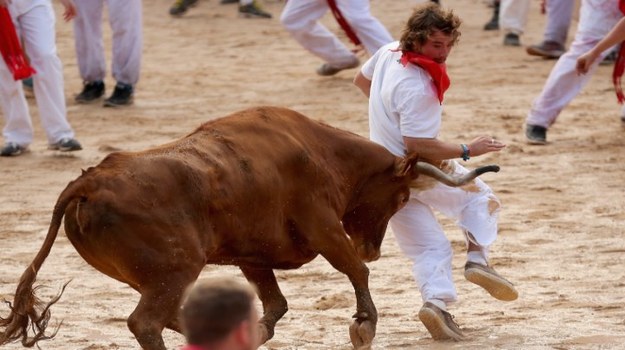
[399,3,462,52]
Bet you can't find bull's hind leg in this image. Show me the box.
[239,266,288,344]
[127,275,197,350]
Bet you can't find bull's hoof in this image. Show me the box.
[258,323,271,344]
[349,319,375,350]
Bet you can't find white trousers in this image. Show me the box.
[73,0,142,86]
[0,0,74,147]
[527,0,622,128]
[280,0,393,66]
[500,0,530,35]
[389,161,500,304]
[543,0,576,45]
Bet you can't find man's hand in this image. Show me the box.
[58,0,76,21]
[576,50,599,75]
[0,0,12,8]
[467,136,506,157]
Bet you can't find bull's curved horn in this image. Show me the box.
[415,163,500,187]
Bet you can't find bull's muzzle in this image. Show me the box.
[357,244,381,262]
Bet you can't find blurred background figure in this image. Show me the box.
[0,0,82,156]
[525,0,623,145]
[280,0,393,76]
[73,0,142,107]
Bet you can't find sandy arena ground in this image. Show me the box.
[2,0,625,349]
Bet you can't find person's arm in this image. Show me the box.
[353,71,371,98]
[403,135,505,162]
[577,17,625,75]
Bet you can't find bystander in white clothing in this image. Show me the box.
[0,0,80,156]
[280,0,393,76]
[525,0,623,144]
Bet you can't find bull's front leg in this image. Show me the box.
[314,224,377,349]
[239,266,288,344]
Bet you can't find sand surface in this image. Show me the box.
[2,0,625,349]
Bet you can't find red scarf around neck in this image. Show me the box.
[613,0,625,103]
[395,50,450,104]
[0,7,36,80]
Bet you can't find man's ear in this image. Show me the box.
[233,320,251,346]
[394,152,419,177]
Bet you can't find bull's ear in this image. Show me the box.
[394,152,419,177]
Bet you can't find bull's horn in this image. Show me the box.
[415,163,500,187]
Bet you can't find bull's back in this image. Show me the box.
[62,107,395,274]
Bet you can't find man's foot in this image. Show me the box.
[239,2,272,18]
[48,138,83,152]
[503,33,520,47]
[316,58,360,76]
[483,18,499,30]
[75,80,105,104]
[103,83,134,107]
[526,40,565,59]
[525,124,547,145]
[0,142,27,157]
[418,302,465,341]
[169,0,198,16]
[483,1,499,31]
[464,262,518,301]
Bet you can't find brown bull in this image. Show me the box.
[0,106,498,349]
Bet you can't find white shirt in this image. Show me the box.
[362,41,442,157]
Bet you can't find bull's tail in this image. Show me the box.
[416,163,500,187]
[0,177,85,347]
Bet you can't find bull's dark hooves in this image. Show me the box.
[475,165,500,175]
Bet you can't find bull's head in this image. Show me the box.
[341,154,419,262]
[342,153,499,263]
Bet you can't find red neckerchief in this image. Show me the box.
[613,0,625,103]
[0,7,36,80]
[394,49,450,104]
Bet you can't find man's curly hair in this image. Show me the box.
[399,3,462,52]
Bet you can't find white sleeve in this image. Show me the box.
[361,48,382,80]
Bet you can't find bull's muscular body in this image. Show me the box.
[0,107,497,349]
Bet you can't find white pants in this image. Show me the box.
[527,0,623,128]
[500,0,530,35]
[0,0,74,147]
[73,0,142,86]
[389,161,500,305]
[543,0,576,45]
[280,0,393,66]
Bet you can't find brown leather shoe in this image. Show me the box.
[316,57,360,76]
[464,262,518,301]
[526,40,565,59]
[418,302,465,341]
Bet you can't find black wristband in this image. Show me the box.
[460,144,470,161]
